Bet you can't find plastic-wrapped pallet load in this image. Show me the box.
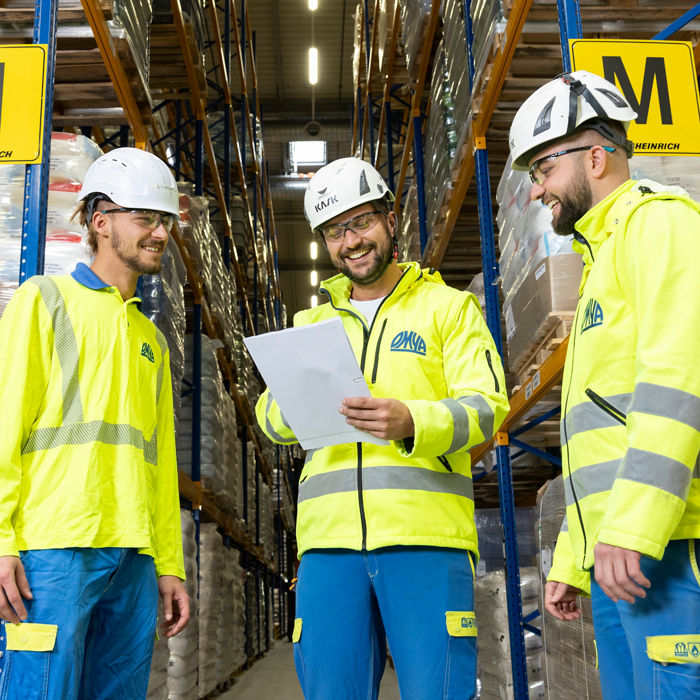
[258,476,275,564]
[397,183,421,262]
[0,133,102,316]
[538,477,602,700]
[147,603,170,700]
[110,0,154,92]
[273,467,295,532]
[167,510,199,700]
[199,523,225,697]
[469,0,506,98]
[475,568,545,700]
[399,0,435,82]
[629,154,700,201]
[424,40,457,234]
[496,158,581,377]
[376,0,396,73]
[179,334,227,494]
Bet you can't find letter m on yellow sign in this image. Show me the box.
[570,39,700,156]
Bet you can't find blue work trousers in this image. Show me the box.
[0,548,159,700]
[591,539,700,699]
[293,546,477,700]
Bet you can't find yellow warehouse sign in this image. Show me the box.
[570,39,700,156]
[0,45,48,164]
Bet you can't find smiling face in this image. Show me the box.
[528,141,594,237]
[94,206,171,275]
[321,202,396,286]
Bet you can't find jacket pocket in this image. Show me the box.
[585,388,627,425]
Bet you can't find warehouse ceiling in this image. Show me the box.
[246,0,358,321]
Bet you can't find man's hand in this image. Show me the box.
[158,576,190,638]
[340,397,414,440]
[593,543,650,604]
[0,555,33,623]
[544,580,583,621]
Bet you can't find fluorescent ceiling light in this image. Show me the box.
[289,141,326,173]
[308,0,318,9]
[310,241,318,259]
[310,270,318,286]
[308,47,318,85]
[311,294,318,308]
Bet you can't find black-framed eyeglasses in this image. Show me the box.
[318,210,384,241]
[528,145,616,186]
[98,207,177,233]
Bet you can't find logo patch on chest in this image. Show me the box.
[141,342,155,363]
[581,298,604,333]
[390,330,426,356]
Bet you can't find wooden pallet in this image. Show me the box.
[150,22,207,101]
[509,312,574,384]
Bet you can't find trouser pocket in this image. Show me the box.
[647,634,700,699]
[0,623,58,700]
[445,611,478,699]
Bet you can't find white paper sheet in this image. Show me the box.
[244,317,390,449]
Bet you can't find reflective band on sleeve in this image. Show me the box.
[265,392,294,443]
[564,459,621,503]
[631,383,700,430]
[22,420,158,466]
[304,448,317,464]
[560,515,569,532]
[298,465,473,503]
[562,394,632,443]
[459,394,495,444]
[154,329,168,405]
[646,635,700,664]
[440,398,470,454]
[619,449,692,500]
[32,277,84,423]
[445,611,477,637]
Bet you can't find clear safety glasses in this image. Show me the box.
[528,145,615,186]
[318,210,384,241]
[98,207,178,233]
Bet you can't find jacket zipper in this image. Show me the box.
[321,270,409,552]
[437,455,453,472]
[370,319,388,384]
[585,388,627,425]
[485,349,499,393]
[561,303,589,569]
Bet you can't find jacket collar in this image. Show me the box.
[319,261,434,308]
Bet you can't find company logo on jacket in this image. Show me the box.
[581,298,604,333]
[390,331,426,356]
[141,342,155,363]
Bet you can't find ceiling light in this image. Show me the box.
[310,241,318,260]
[310,270,318,286]
[308,47,318,85]
[311,294,318,308]
[308,0,318,9]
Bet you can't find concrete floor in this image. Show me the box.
[220,642,400,699]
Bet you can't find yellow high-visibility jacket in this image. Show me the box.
[0,264,185,579]
[256,262,510,558]
[549,179,700,593]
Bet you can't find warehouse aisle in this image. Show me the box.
[220,642,401,699]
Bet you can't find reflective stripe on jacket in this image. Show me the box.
[0,265,184,578]
[549,179,700,592]
[256,262,510,558]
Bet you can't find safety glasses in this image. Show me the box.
[318,210,384,241]
[98,207,178,233]
[528,145,615,186]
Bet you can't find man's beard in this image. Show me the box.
[552,169,593,236]
[333,231,394,285]
[112,230,163,275]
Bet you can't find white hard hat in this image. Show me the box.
[509,71,638,170]
[78,147,180,215]
[304,157,394,231]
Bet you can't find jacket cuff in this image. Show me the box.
[547,563,591,596]
[394,399,451,457]
[596,528,666,561]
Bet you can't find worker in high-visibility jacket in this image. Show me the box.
[255,157,510,699]
[510,71,700,698]
[0,148,189,700]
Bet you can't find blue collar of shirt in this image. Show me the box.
[71,262,109,290]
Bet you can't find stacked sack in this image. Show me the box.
[0,133,101,315]
[146,602,169,700]
[537,477,602,699]
[216,547,247,682]
[178,334,227,494]
[198,523,226,697]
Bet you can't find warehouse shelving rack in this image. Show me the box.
[354,1,700,697]
[7,0,297,672]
